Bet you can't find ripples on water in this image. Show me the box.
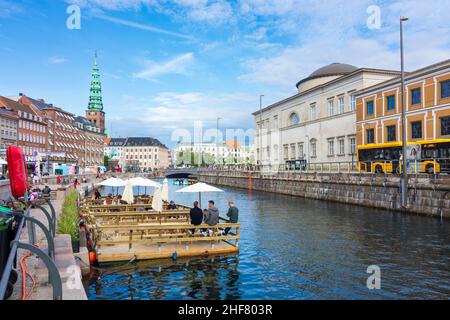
[84,181,450,300]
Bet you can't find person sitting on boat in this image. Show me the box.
[118,195,127,205]
[167,200,177,210]
[189,201,203,235]
[104,194,113,205]
[94,188,102,200]
[202,200,219,236]
[112,195,120,205]
[135,199,145,212]
[42,185,52,198]
[223,201,239,236]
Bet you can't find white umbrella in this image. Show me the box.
[176,182,224,207]
[128,177,160,195]
[161,178,169,202]
[122,181,134,204]
[128,177,160,187]
[152,184,163,212]
[98,177,127,195]
[98,177,126,187]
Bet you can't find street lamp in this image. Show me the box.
[216,117,221,167]
[259,94,265,168]
[400,16,409,208]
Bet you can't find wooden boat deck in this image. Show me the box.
[83,201,240,263]
[97,240,238,263]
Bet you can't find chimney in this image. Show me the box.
[38,99,45,103]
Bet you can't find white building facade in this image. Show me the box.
[173,141,255,167]
[253,63,400,171]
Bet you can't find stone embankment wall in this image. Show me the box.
[198,171,450,218]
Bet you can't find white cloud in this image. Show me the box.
[93,14,195,40]
[132,52,195,80]
[0,0,22,17]
[238,0,450,90]
[47,56,68,64]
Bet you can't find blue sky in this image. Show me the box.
[0,0,449,147]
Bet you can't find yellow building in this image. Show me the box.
[355,59,450,146]
[354,59,450,173]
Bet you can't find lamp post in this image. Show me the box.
[259,94,265,169]
[216,117,221,167]
[400,16,409,208]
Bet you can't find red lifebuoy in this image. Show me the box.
[6,146,28,199]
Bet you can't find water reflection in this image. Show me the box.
[85,255,241,300]
[85,179,450,300]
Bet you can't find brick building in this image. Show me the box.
[0,96,48,173]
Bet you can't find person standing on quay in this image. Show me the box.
[73,178,79,189]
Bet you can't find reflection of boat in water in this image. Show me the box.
[172,179,189,186]
[172,179,196,186]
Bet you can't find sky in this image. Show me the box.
[0,0,449,147]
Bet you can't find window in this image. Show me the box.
[283,145,289,160]
[366,101,374,115]
[366,128,375,144]
[289,113,299,126]
[339,97,345,113]
[310,141,317,158]
[328,140,335,156]
[441,116,450,136]
[441,80,450,99]
[411,88,421,105]
[386,125,396,142]
[297,143,304,159]
[290,144,296,159]
[386,95,395,111]
[328,100,334,116]
[310,104,317,120]
[338,139,345,155]
[349,137,356,155]
[411,121,422,139]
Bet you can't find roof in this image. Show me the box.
[354,58,450,97]
[108,138,128,147]
[0,107,19,120]
[74,116,103,134]
[124,137,167,149]
[20,95,74,116]
[0,96,32,114]
[226,140,241,148]
[296,63,359,88]
[252,67,401,116]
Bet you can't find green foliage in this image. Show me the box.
[103,155,110,167]
[57,191,80,241]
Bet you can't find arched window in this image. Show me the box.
[289,113,299,126]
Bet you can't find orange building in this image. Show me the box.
[355,59,450,147]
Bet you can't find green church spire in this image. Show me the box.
[87,51,104,111]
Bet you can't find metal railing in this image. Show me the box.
[0,199,62,300]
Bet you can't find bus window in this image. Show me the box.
[422,147,438,159]
[438,143,450,158]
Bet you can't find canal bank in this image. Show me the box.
[198,171,450,218]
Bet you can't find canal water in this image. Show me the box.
[83,179,450,300]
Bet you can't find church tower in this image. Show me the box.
[86,52,106,134]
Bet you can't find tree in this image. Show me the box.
[103,155,110,167]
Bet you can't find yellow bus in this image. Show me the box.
[357,139,450,174]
